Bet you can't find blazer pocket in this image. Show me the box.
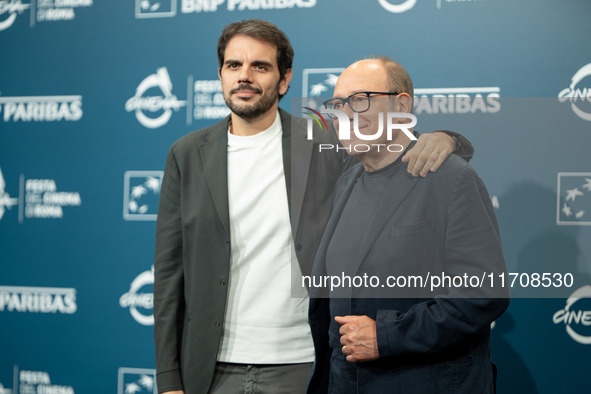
[390,218,434,237]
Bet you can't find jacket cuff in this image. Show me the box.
[375,309,402,358]
[437,130,475,162]
[156,369,183,393]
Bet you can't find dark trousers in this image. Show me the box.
[209,362,313,394]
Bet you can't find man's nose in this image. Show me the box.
[238,67,253,83]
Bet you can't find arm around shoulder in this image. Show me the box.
[402,130,475,177]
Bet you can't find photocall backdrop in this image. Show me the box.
[1,0,590,393]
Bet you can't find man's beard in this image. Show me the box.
[225,83,280,120]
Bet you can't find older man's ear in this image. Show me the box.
[396,93,413,114]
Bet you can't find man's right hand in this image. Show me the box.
[161,391,184,394]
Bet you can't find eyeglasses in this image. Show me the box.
[322,91,400,119]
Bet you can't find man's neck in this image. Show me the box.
[229,105,279,136]
[360,134,412,172]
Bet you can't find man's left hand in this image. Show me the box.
[401,132,455,177]
[335,315,379,363]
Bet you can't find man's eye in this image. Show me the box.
[333,102,343,109]
[255,65,267,70]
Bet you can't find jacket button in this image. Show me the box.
[220,280,226,286]
[215,322,221,327]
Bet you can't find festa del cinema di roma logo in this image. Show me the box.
[553,285,591,345]
[126,67,186,129]
[558,62,591,121]
[304,106,417,153]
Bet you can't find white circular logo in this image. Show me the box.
[552,285,591,345]
[120,266,154,326]
[558,63,591,121]
[0,0,30,31]
[378,0,417,13]
[125,67,186,129]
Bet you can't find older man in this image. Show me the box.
[154,19,474,394]
[307,57,509,393]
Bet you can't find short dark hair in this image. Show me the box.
[217,19,294,94]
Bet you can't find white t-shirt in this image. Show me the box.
[217,111,314,363]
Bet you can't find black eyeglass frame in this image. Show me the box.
[322,91,400,118]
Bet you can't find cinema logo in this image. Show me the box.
[0,285,77,314]
[413,87,501,115]
[378,0,416,13]
[0,94,83,122]
[0,0,30,31]
[553,285,591,345]
[120,266,154,326]
[305,107,417,153]
[126,67,186,129]
[558,63,591,121]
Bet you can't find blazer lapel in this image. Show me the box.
[281,108,314,235]
[312,165,364,277]
[308,165,362,299]
[199,118,230,239]
[356,169,419,270]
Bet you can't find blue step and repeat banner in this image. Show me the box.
[1,0,590,393]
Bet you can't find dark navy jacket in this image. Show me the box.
[308,154,509,394]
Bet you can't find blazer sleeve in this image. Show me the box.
[337,128,474,174]
[439,130,475,161]
[154,146,186,392]
[375,162,509,358]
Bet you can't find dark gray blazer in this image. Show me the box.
[308,155,509,394]
[153,109,350,393]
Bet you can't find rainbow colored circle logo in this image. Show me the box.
[303,107,328,131]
